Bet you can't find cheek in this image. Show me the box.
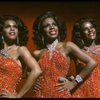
[43,28,49,35]
[3,29,9,33]
[16,29,19,33]
[82,31,88,36]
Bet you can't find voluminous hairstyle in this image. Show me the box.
[0,15,28,49]
[72,17,100,49]
[32,11,67,49]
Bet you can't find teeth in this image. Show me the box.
[10,32,15,35]
[50,31,56,34]
[90,34,94,36]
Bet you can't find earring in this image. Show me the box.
[42,36,44,45]
[1,35,4,41]
[1,35,4,44]
[17,37,19,45]
[81,39,85,45]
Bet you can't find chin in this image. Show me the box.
[50,36,58,40]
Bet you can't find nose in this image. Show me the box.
[50,25,54,29]
[88,28,93,32]
[10,26,15,30]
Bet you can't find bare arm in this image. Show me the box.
[32,49,46,61]
[66,42,97,80]
[16,46,42,98]
[59,42,97,93]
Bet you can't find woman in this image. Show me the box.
[0,15,42,98]
[32,11,97,98]
[72,17,100,98]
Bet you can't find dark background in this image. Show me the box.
[0,1,100,51]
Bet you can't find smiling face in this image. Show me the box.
[42,17,59,39]
[81,21,96,40]
[3,19,19,41]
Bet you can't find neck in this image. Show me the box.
[3,41,16,49]
[85,41,96,49]
[46,39,58,52]
[84,41,97,52]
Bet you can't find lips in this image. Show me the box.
[9,32,16,35]
[89,30,96,35]
[50,31,57,35]
[89,33,94,36]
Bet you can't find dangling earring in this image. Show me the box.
[2,35,4,41]
[42,36,44,45]
[81,39,85,45]
[17,37,19,45]
[1,35,4,43]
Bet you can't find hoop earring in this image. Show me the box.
[17,37,19,45]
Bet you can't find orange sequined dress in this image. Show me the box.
[0,51,22,95]
[33,51,72,98]
[73,46,100,98]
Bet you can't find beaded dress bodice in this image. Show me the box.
[0,48,22,94]
[33,40,71,98]
[73,46,100,98]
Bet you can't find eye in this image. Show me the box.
[13,25,18,29]
[53,23,57,26]
[4,25,10,28]
[43,24,49,28]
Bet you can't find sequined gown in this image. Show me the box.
[0,50,22,95]
[73,46,100,98]
[33,51,72,98]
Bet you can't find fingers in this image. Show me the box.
[55,79,71,93]
[2,89,10,93]
[0,91,9,98]
[33,86,40,92]
[33,82,41,92]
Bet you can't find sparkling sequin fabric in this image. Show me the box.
[33,51,72,98]
[0,54,22,95]
[73,46,100,98]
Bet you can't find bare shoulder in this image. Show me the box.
[17,46,32,57]
[17,46,28,52]
[65,41,75,47]
[61,41,75,49]
[32,50,41,57]
[32,49,47,60]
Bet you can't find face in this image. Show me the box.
[81,22,96,40]
[3,19,19,40]
[42,17,59,39]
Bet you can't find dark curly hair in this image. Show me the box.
[72,17,100,49]
[32,11,67,49]
[0,15,28,49]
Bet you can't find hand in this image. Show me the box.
[55,78,75,93]
[33,78,41,92]
[0,89,17,98]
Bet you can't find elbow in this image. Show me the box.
[37,69,42,76]
[34,68,42,78]
[90,60,97,69]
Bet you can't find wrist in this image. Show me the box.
[75,75,83,84]
[72,80,78,86]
